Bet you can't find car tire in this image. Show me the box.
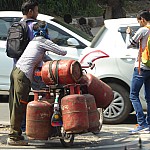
[103,83,132,124]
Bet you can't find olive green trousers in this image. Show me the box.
[8,67,31,140]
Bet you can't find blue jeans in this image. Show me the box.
[130,67,150,126]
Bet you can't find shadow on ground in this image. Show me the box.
[122,114,137,124]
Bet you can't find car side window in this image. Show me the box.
[118,26,140,40]
[0,17,21,40]
[118,26,140,48]
[47,23,87,48]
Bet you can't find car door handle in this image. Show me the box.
[120,55,135,63]
[121,54,135,59]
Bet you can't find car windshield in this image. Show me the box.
[90,25,106,48]
[52,18,93,42]
[0,16,93,42]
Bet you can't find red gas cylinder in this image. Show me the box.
[26,99,53,140]
[84,94,100,132]
[80,73,114,108]
[61,94,89,133]
[41,60,83,85]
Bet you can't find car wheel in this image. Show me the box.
[103,83,132,124]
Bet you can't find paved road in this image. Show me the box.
[0,103,150,149]
[0,103,9,125]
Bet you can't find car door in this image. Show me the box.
[116,26,140,81]
[0,46,12,91]
[0,17,20,91]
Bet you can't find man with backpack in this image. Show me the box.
[6,0,49,133]
[6,0,39,64]
[126,10,150,134]
[7,0,39,145]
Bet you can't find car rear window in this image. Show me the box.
[90,25,106,48]
[118,26,140,41]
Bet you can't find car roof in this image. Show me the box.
[0,11,54,20]
[0,11,92,43]
[104,18,139,29]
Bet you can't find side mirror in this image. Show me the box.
[67,38,79,46]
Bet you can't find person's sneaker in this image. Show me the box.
[7,138,28,146]
[130,124,149,134]
[143,126,150,134]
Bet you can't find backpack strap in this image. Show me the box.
[138,26,150,74]
[138,40,142,75]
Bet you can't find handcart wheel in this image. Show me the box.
[60,127,74,147]
[92,108,103,135]
[98,108,103,131]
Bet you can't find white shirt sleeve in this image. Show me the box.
[126,33,131,48]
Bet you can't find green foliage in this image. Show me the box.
[0,0,106,17]
[1,0,148,18]
[0,0,23,10]
[41,0,103,17]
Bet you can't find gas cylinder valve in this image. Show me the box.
[51,93,62,127]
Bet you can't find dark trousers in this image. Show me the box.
[8,67,31,140]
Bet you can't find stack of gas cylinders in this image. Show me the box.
[26,59,114,140]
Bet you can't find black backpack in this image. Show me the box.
[6,19,34,59]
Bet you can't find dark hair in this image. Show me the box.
[64,14,72,24]
[79,17,86,25]
[137,10,150,21]
[21,0,38,15]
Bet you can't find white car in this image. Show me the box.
[0,11,92,95]
[79,18,146,124]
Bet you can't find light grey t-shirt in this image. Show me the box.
[16,36,67,82]
[126,26,150,70]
